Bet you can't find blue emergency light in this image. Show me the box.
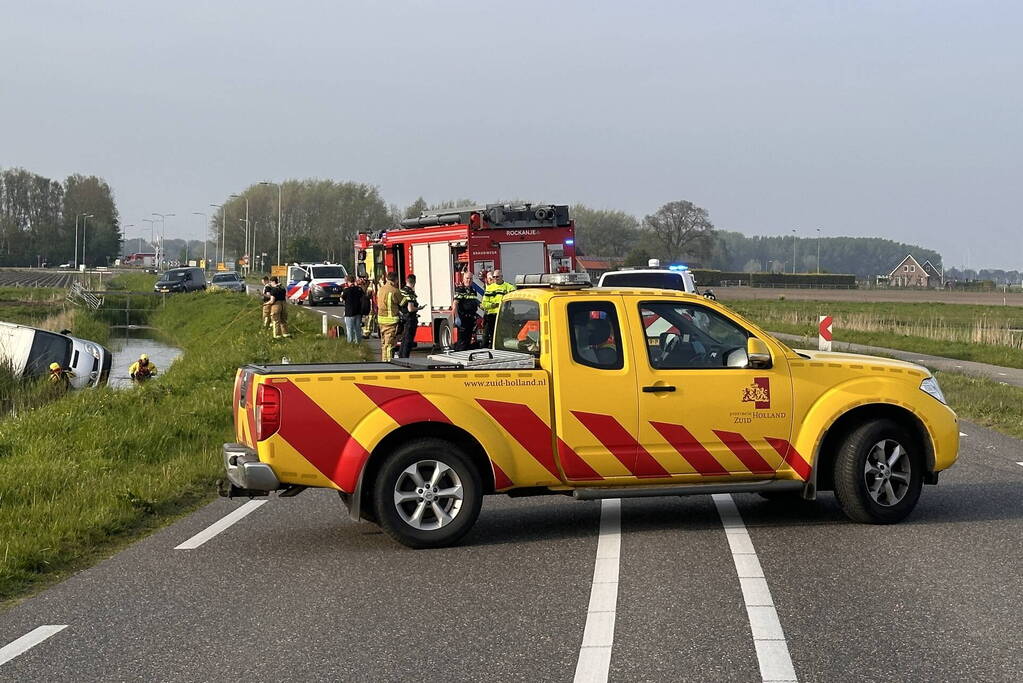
[668,263,689,272]
[565,239,575,245]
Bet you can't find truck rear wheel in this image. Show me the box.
[436,320,452,350]
[373,438,482,549]
[833,419,923,524]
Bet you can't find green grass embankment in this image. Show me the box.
[0,288,369,602]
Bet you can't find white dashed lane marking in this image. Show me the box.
[960,432,967,437]
[1017,462,1023,468]
[574,498,621,683]
[174,500,267,550]
[0,625,67,667]
[713,494,797,682]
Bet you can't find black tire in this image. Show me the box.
[833,418,923,524]
[435,320,452,351]
[373,438,482,549]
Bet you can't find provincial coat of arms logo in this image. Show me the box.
[741,377,771,410]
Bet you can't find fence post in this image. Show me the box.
[322,313,329,337]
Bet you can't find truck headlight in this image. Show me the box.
[920,377,947,405]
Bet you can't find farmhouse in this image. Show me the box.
[888,254,931,288]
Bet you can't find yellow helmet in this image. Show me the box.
[140,354,149,362]
[49,362,61,371]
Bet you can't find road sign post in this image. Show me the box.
[819,315,833,351]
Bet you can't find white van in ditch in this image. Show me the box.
[0,322,112,389]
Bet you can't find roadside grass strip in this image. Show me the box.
[174,500,267,550]
[0,625,67,667]
[573,498,621,683]
[713,494,797,683]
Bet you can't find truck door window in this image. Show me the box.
[496,300,541,356]
[568,301,623,370]
[640,302,749,369]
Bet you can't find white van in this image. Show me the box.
[0,322,112,389]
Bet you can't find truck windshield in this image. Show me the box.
[311,266,346,279]
[495,300,541,357]
[601,272,683,290]
[26,330,72,377]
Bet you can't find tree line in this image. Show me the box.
[0,168,120,267]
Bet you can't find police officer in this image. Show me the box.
[397,274,420,358]
[480,269,515,348]
[453,270,479,351]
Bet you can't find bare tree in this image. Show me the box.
[642,200,715,263]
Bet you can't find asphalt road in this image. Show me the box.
[2,419,1021,682]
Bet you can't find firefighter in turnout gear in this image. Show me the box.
[480,269,515,349]
[260,276,273,329]
[48,362,74,390]
[129,354,158,382]
[453,270,480,351]
[397,274,420,358]
[377,272,401,360]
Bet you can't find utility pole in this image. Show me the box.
[816,227,822,274]
[210,204,225,271]
[152,213,175,267]
[260,181,283,268]
[80,214,94,267]
[74,213,92,268]
[193,212,209,270]
[791,229,797,274]
[230,193,250,273]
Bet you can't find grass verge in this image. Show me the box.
[0,288,369,602]
[936,371,1023,441]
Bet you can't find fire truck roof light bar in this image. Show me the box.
[515,272,591,289]
[398,203,571,230]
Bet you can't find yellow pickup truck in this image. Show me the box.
[222,273,958,548]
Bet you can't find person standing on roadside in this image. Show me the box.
[260,276,273,330]
[340,274,364,344]
[377,272,401,360]
[397,273,420,358]
[480,269,515,349]
[453,270,480,351]
[269,276,291,338]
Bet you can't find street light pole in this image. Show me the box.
[260,181,282,268]
[81,214,94,267]
[816,227,822,274]
[791,229,797,275]
[230,194,250,273]
[193,212,209,270]
[152,213,175,266]
[210,204,225,270]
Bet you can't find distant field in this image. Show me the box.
[716,285,1023,307]
[0,268,86,289]
[726,298,1023,369]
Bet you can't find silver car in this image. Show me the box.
[210,272,246,292]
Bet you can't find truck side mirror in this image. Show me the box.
[747,338,772,369]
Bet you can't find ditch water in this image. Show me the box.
[107,328,182,389]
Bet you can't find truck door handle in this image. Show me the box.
[642,385,676,393]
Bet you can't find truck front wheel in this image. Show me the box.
[373,438,482,548]
[833,419,923,524]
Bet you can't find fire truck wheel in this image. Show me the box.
[833,418,923,524]
[373,438,483,549]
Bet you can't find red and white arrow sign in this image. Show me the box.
[819,315,833,351]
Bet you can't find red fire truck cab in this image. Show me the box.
[353,203,576,348]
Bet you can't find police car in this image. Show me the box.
[286,262,349,306]
[598,259,701,293]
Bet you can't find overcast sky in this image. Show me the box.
[3,1,1021,269]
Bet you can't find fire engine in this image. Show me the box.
[353,203,576,347]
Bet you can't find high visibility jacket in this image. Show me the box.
[398,286,419,319]
[481,281,516,315]
[130,361,158,378]
[49,369,74,386]
[377,283,401,324]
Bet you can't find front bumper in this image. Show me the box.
[221,443,280,495]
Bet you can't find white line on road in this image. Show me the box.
[0,625,67,667]
[174,500,267,550]
[574,498,621,683]
[713,494,797,683]
[1017,462,1023,468]
[959,432,967,437]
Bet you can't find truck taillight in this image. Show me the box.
[255,383,282,441]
